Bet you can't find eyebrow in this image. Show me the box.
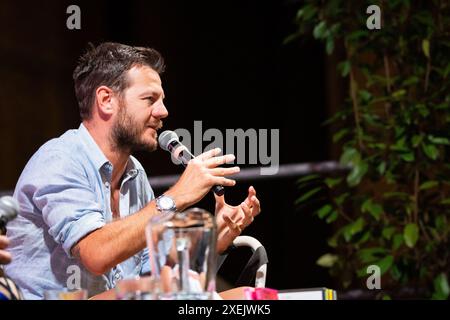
[140,90,165,100]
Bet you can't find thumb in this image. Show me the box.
[214,193,225,205]
[244,186,256,206]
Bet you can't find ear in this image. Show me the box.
[94,86,117,118]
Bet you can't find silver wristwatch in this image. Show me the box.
[155,194,177,215]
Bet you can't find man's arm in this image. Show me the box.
[72,148,238,275]
[71,200,159,275]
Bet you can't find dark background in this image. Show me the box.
[0,0,338,290]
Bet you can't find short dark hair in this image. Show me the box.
[73,42,165,120]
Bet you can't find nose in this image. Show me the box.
[152,101,169,119]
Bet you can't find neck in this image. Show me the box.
[83,120,129,189]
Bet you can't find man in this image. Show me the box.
[5,42,260,299]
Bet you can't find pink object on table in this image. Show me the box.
[244,287,279,300]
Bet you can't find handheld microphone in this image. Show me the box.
[158,130,225,196]
[0,196,19,235]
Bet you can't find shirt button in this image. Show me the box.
[115,273,121,280]
[105,182,110,188]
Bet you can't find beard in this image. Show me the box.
[111,103,159,153]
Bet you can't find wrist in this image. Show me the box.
[164,188,189,212]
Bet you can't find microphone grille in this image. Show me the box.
[0,196,19,222]
[158,130,179,151]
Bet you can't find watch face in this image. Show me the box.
[159,196,174,210]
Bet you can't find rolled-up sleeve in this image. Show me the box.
[31,150,106,257]
[140,247,150,275]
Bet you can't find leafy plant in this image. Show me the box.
[290,0,450,299]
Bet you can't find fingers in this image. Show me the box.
[250,195,261,216]
[244,186,256,207]
[214,193,225,205]
[240,202,254,226]
[197,148,222,161]
[204,154,236,168]
[0,236,11,264]
[214,177,236,187]
[223,215,242,234]
[209,166,240,177]
[0,250,12,264]
[0,235,9,249]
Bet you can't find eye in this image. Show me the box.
[145,97,155,104]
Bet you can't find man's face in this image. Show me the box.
[111,65,168,153]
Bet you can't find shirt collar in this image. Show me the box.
[78,123,140,179]
[78,123,110,171]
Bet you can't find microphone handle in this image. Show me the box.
[212,185,225,196]
[178,148,225,196]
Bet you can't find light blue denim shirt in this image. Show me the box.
[5,124,154,299]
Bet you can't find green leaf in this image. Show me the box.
[383,192,410,199]
[358,247,387,263]
[404,223,419,248]
[327,235,338,248]
[433,273,450,300]
[435,215,446,231]
[377,161,386,175]
[417,104,430,118]
[316,253,339,268]
[317,204,333,219]
[340,147,360,165]
[326,36,334,55]
[361,199,383,221]
[411,135,423,148]
[422,39,430,58]
[392,234,404,250]
[358,90,372,102]
[347,160,368,187]
[335,192,349,205]
[382,227,396,240]
[392,89,406,99]
[390,264,402,281]
[350,217,365,235]
[296,174,321,185]
[400,152,415,162]
[295,8,304,20]
[428,135,450,145]
[356,230,371,244]
[332,128,350,142]
[326,210,338,223]
[283,33,300,45]
[443,62,450,78]
[440,198,450,205]
[313,21,327,39]
[297,4,317,21]
[422,143,439,160]
[346,30,368,42]
[337,61,351,77]
[402,76,420,86]
[391,136,407,151]
[295,187,322,205]
[324,177,342,188]
[419,180,438,190]
[375,255,394,276]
